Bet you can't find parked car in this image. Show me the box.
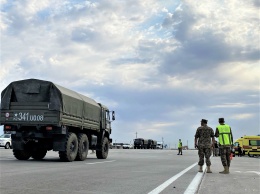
[123,143,133,149]
[111,143,123,149]
[0,134,12,149]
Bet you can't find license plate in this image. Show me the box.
[13,112,44,122]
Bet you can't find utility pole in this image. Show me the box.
[187,140,188,150]
[162,137,164,148]
[136,132,137,138]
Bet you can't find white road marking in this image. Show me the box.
[184,164,206,194]
[85,160,116,165]
[246,171,260,176]
[148,163,197,194]
[235,171,260,175]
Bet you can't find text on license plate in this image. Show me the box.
[13,112,44,121]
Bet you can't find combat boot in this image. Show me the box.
[198,166,203,172]
[206,166,212,173]
[219,166,229,174]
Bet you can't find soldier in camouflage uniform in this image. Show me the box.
[194,119,215,173]
[215,118,233,174]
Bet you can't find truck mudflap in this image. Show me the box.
[53,135,67,151]
[11,136,25,150]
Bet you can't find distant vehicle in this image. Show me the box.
[0,79,115,162]
[156,141,163,149]
[0,134,12,149]
[147,139,157,149]
[134,138,148,149]
[111,143,123,149]
[122,143,132,149]
[233,135,260,157]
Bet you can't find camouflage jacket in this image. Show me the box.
[195,125,214,148]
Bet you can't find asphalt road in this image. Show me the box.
[0,148,259,194]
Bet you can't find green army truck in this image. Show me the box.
[147,139,157,149]
[134,138,148,149]
[0,79,115,162]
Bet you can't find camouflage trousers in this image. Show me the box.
[198,147,211,166]
[178,148,182,154]
[213,148,219,156]
[219,147,231,167]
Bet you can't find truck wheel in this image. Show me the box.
[76,134,89,161]
[96,137,109,159]
[32,149,47,160]
[13,150,31,160]
[59,132,78,162]
[5,142,11,149]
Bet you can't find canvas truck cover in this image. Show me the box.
[0,79,101,122]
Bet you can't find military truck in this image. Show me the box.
[133,138,148,149]
[0,79,115,162]
[147,139,157,149]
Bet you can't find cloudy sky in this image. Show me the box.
[0,0,259,148]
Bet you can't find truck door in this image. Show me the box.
[105,110,111,130]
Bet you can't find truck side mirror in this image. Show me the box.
[112,111,115,121]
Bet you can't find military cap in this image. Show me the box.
[219,118,225,123]
[201,119,208,123]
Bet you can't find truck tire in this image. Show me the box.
[5,142,11,149]
[13,150,31,160]
[32,149,47,160]
[59,132,78,162]
[76,134,89,161]
[96,137,109,159]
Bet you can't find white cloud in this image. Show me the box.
[209,103,253,108]
[183,0,259,47]
[230,113,255,119]
[216,63,260,91]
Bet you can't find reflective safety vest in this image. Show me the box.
[217,124,232,146]
[178,141,182,148]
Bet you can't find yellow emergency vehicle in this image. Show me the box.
[233,135,260,157]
